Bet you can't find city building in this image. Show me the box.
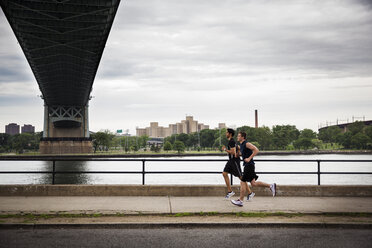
[21,124,35,134]
[136,116,210,138]
[218,123,226,129]
[5,123,20,135]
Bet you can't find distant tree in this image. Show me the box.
[293,138,314,150]
[164,134,175,146]
[272,125,300,150]
[163,141,173,152]
[12,133,34,153]
[214,128,227,147]
[124,145,130,153]
[337,132,353,149]
[31,132,42,150]
[187,132,199,148]
[251,141,261,149]
[174,141,185,154]
[91,131,114,152]
[138,135,149,148]
[364,126,372,140]
[318,126,342,143]
[312,139,323,149]
[111,136,119,147]
[0,133,11,153]
[200,129,217,148]
[254,127,272,150]
[300,129,317,139]
[177,133,189,145]
[150,144,161,153]
[351,133,371,149]
[213,138,221,148]
[348,121,365,135]
[131,145,139,152]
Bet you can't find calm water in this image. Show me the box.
[0,154,371,185]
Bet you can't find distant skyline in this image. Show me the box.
[1,0,372,135]
[1,113,370,134]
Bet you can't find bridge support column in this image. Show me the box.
[40,105,92,154]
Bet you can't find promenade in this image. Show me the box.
[1,195,372,226]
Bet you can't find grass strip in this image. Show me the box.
[1,212,372,220]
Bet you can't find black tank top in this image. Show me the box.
[240,140,254,165]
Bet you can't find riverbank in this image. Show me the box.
[1,150,372,158]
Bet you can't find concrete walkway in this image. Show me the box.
[1,196,372,215]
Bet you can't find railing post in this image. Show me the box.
[52,160,56,185]
[142,160,145,185]
[317,160,321,186]
[230,173,233,185]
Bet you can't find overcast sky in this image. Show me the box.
[1,0,372,134]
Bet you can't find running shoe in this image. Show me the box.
[231,199,243,207]
[270,183,277,197]
[225,191,235,199]
[247,192,255,201]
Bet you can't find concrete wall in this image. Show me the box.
[48,125,83,138]
[39,140,93,154]
[1,185,371,197]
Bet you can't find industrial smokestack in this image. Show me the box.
[255,110,258,128]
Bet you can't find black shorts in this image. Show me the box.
[223,159,242,178]
[241,162,259,182]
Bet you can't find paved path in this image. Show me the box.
[1,227,372,248]
[1,196,372,215]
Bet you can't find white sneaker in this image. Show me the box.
[225,191,235,199]
[270,183,277,197]
[231,199,243,207]
[247,192,255,201]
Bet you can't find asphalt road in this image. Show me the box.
[1,227,371,248]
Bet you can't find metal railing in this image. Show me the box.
[0,157,372,185]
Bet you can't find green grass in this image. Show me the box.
[173,212,193,217]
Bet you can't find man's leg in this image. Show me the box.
[239,181,248,201]
[251,179,277,196]
[245,181,252,194]
[250,179,270,188]
[222,172,232,192]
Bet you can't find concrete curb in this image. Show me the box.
[1,185,372,197]
[1,223,371,229]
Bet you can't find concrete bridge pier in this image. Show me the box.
[39,105,92,154]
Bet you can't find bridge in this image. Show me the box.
[318,120,372,132]
[0,0,121,154]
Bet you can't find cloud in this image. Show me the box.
[1,0,372,133]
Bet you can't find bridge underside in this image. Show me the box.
[1,0,120,154]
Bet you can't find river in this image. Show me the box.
[0,154,371,185]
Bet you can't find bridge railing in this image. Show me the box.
[0,158,371,186]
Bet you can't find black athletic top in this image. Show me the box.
[227,138,236,160]
[240,140,255,165]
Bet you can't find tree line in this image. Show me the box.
[318,122,372,150]
[162,122,372,151]
[1,122,371,154]
[0,132,42,153]
[92,122,372,152]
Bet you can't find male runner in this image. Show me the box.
[231,131,277,206]
[222,128,246,199]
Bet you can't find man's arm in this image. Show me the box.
[223,146,236,156]
[244,142,259,163]
[236,145,241,157]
